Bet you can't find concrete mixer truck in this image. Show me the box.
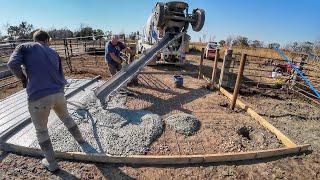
[136,1,205,66]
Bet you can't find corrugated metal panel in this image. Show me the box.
[0,77,102,142]
[6,78,104,147]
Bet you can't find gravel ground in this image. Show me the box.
[165,113,200,136]
[253,98,320,120]
[1,55,320,179]
[30,91,164,156]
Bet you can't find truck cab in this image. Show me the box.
[204,42,219,60]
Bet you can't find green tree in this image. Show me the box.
[232,36,249,47]
[251,40,263,48]
[219,40,226,47]
[93,29,104,36]
[48,28,73,39]
[7,21,33,39]
[75,26,94,37]
[268,43,280,49]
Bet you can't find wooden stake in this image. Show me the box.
[231,53,247,110]
[211,49,220,86]
[198,48,205,79]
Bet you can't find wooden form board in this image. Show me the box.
[1,142,309,165]
[0,77,101,142]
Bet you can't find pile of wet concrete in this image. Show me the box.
[30,91,202,156]
[165,113,200,136]
[30,92,164,156]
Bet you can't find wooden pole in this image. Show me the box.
[230,53,247,110]
[63,39,68,59]
[198,48,205,79]
[211,49,220,86]
[64,39,72,72]
[69,39,73,56]
[218,49,231,87]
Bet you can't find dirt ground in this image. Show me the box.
[0,76,23,100]
[1,54,320,179]
[126,73,283,156]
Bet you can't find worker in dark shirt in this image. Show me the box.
[105,35,133,76]
[7,30,87,172]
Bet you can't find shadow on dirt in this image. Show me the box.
[95,164,135,180]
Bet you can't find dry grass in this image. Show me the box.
[189,42,307,61]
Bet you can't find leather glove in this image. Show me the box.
[21,76,27,88]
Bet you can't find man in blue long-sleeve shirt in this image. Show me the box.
[8,30,85,172]
[105,35,133,76]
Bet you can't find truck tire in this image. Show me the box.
[191,9,205,32]
[154,3,165,28]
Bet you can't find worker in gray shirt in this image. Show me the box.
[8,30,86,172]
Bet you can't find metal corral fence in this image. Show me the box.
[0,36,137,78]
[60,36,109,75]
[60,35,136,78]
[199,48,320,105]
[0,36,110,89]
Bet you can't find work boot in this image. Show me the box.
[79,141,98,154]
[41,158,59,172]
[68,125,85,144]
[39,140,60,172]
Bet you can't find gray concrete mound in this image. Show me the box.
[165,113,201,136]
[30,91,164,156]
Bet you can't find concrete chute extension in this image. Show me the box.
[94,1,205,105]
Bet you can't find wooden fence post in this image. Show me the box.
[218,49,233,87]
[64,39,73,72]
[198,48,205,79]
[211,49,220,86]
[63,39,68,59]
[69,39,73,56]
[230,53,247,110]
[76,39,79,55]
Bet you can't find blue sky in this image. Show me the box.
[0,0,319,44]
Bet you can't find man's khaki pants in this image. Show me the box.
[28,92,82,163]
[107,62,122,76]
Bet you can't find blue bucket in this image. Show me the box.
[173,75,184,88]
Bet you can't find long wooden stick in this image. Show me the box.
[231,53,247,110]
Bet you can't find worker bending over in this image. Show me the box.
[8,30,86,172]
[105,35,133,76]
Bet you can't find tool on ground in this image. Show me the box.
[275,48,320,99]
[173,75,184,88]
